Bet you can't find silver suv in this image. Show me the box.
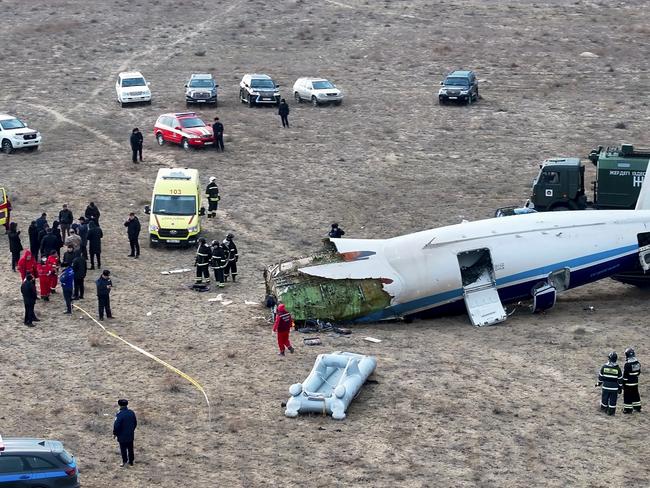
[0,435,80,487]
[185,73,218,105]
[239,74,281,107]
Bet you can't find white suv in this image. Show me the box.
[293,77,343,106]
[0,113,42,154]
[115,71,152,107]
[239,74,281,107]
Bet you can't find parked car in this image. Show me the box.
[115,71,152,107]
[438,70,479,105]
[185,73,218,105]
[293,77,343,106]
[0,113,41,154]
[0,434,80,487]
[239,74,281,107]
[154,112,214,151]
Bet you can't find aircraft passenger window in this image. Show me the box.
[541,171,559,184]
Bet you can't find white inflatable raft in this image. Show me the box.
[285,351,377,420]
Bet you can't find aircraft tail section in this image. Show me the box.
[635,161,650,210]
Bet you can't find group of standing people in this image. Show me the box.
[194,234,238,288]
[597,349,642,415]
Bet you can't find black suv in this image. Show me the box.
[438,70,479,105]
[0,436,80,487]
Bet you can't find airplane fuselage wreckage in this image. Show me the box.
[265,170,650,326]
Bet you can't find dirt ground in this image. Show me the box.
[2,0,650,486]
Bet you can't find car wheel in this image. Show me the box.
[311,96,319,107]
[1,139,13,154]
[182,138,191,151]
[121,102,126,108]
[156,133,165,146]
[438,97,446,105]
[149,240,158,249]
[248,94,255,107]
[294,92,301,103]
[214,100,218,108]
[333,100,342,106]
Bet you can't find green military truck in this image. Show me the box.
[529,144,650,211]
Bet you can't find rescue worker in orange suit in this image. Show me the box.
[622,347,642,413]
[17,249,38,282]
[205,177,220,218]
[210,240,227,288]
[597,351,623,416]
[37,256,54,301]
[273,303,294,356]
[223,233,238,282]
[47,250,59,295]
[194,237,211,284]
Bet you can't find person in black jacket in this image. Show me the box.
[85,202,100,224]
[96,269,113,319]
[40,228,58,260]
[205,177,220,218]
[113,398,137,467]
[223,233,238,282]
[35,212,48,232]
[622,347,642,413]
[28,220,39,257]
[58,204,74,238]
[8,222,23,272]
[194,238,212,285]
[328,223,345,238]
[51,220,63,258]
[87,220,103,270]
[62,244,76,267]
[278,99,290,128]
[72,253,87,300]
[210,240,227,287]
[212,117,224,151]
[124,213,141,258]
[130,128,144,163]
[597,351,624,416]
[21,273,39,326]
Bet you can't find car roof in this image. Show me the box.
[159,112,201,119]
[190,73,213,79]
[448,70,473,77]
[299,77,330,82]
[247,74,272,79]
[0,437,63,454]
[0,114,17,121]
[119,71,145,78]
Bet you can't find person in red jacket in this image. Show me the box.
[273,303,295,356]
[46,250,59,295]
[17,249,37,281]
[36,256,54,301]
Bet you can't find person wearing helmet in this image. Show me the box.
[223,233,238,282]
[622,348,642,413]
[205,177,220,218]
[209,240,227,288]
[597,351,623,416]
[194,237,212,285]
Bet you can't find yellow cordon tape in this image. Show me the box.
[73,304,211,422]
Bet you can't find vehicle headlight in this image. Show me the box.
[460,90,468,94]
[149,224,159,232]
[188,225,199,233]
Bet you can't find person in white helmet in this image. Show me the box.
[205,177,220,218]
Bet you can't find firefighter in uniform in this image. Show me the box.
[223,233,238,282]
[194,237,212,285]
[597,351,623,416]
[205,177,220,218]
[622,347,642,413]
[210,240,227,288]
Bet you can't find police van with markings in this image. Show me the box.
[0,434,80,487]
[145,168,205,247]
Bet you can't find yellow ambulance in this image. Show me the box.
[145,168,204,247]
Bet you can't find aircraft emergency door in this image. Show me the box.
[637,232,650,272]
[457,248,506,327]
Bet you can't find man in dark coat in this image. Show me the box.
[8,222,23,272]
[130,128,144,163]
[51,221,63,258]
[35,212,48,232]
[205,177,220,218]
[58,204,74,238]
[223,233,238,282]
[28,220,39,257]
[20,273,39,326]
[124,213,141,258]
[85,202,100,224]
[194,238,212,285]
[212,117,224,151]
[278,99,290,128]
[72,252,87,300]
[113,399,137,467]
[87,220,103,270]
[62,244,76,267]
[210,240,227,287]
[40,228,59,260]
[328,223,345,238]
[96,269,113,319]
[78,216,89,260]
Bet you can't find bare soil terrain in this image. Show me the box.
[2,0,650,486]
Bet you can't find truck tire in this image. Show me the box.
[294,92,301,103]
[311,96,319,107]
[1,139,13,154]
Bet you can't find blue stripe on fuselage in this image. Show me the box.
[355,244,638,322]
